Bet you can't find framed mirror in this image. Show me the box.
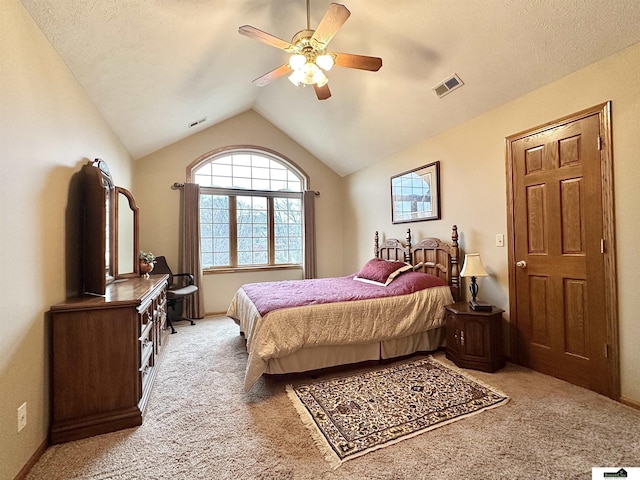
[114,186,139,278]
[80,159,114,295]
[391,161,440,224]
[76,160,141,295]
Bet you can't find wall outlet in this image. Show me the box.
[17,402,27,432]
[495,234,505,247]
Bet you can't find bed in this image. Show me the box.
[227,226,461,391]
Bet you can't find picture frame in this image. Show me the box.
[391,161,441,224]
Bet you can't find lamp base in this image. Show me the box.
[469,300,492,311]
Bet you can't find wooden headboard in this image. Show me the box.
[374,230,411,262]
[374,225,461,302]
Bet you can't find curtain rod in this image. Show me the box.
[172,182,319,196]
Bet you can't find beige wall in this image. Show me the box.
[2,0,639,475]
[134,110,345,313]
[344,42,640,404]
[0,1,134,479]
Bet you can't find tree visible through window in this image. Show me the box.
[191,149,305,270]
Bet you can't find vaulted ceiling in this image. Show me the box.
[21,0,640,176]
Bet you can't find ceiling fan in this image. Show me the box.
[238,1,382,100]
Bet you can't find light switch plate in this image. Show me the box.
[17,402,27,432]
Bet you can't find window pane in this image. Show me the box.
[253,167,270,180]
[194,174,212,186]
[234,165,252,179]
[252,156,270,168]
[238,251,252,265]
[200,207,212,223]
[271,180,288,191]
[214,238,229,251]
[233,154,251,166]
[201,237,213,252]
[201,252,213,268]
[201,223,212,237]
[288,179,301,191]
[233,177,252,189]
[253,251,268,264]
[214,252,230,265]
[211,163,232,177]
[253,179,270,191]
[236,195,268,266]
[274,197,302,265]
[271,168,287,180]
[200,194,230,267]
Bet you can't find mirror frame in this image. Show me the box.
[113,186,139,278]
[390,161,441,224]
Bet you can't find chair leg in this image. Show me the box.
[167,299,195,331]
[167,315,177,334]
[166,300,178,334]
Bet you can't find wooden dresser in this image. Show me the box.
[49,275,169,444]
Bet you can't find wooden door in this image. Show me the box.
[506,103,618,398]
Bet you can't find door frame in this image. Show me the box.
[505,101,619,399]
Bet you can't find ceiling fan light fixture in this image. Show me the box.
[315,54,334,71]
[288,62,328,87]
[288,69,305,86]
[289,54,306,70]
[304,63,325,85]
[314,70,329,87]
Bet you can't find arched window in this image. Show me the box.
[189,147,307,271]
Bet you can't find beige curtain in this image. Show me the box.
[181,183,205,319]
[303,190,319,279]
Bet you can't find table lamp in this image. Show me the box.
[460,253,491,311]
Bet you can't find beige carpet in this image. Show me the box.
[27,316,640,480]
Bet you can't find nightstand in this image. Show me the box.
[444,302,505,372]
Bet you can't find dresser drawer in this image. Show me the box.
[140,341,154,392]
[139,316,154,349]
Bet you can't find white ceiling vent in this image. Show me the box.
[433,74,464,98]
[188,117,207,128]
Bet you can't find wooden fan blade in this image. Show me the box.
[238,25,293,51]
[333,53,382,71]
[312,3,350,47]
[314,83,331,100]
[253,64,293,87]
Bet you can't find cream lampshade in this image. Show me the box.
[460,253,489,310]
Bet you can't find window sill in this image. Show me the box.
[203,265,303,275]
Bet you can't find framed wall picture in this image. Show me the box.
[391,161,441,224]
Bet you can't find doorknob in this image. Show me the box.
[516,260,527,269]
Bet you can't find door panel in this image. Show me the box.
[507,107,617,397]
[529,276,549,348]
[563,278,587,357]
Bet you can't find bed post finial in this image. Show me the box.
[374,231,379,258]
[405,228,412,263]
[450,225,461,301]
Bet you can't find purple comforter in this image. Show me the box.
[241,272,448,317]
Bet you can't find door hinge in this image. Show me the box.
[597,135,602,150]
[604,343,609,358]
[601,238,605,254]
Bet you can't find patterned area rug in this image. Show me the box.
[287,356,509,467]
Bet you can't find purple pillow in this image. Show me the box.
[354,258,412,286]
